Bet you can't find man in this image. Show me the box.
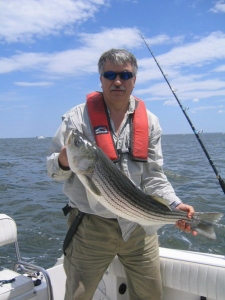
[47,49,196,300]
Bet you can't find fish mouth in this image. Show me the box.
[65,130,74,146]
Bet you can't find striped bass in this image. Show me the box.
[65,129,223,239]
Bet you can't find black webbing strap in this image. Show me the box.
[63,210,85,255]
[62,203,72,216]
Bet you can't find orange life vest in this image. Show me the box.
[86,91,149,162]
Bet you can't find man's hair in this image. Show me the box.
[98,49,138,75]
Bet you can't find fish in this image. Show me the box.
[65,129,223,239]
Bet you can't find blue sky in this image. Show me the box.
[0,0,225,138]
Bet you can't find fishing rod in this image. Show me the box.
[140,34,225,195]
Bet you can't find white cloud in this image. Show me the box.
[0,52,50,73]
[191,105,223,113]
[157,31,225,69]
[79,27,142,49]
[163,100,178,106]
[135,31,225,103]
[136,32,225,89]
[142,34,184,46]
[46,27,142,73]
[1,28,225,106]
[136,75,225,93]
[135,78,225,103]
[0,91,18,102]
[0,27,142,75]
[210,2,225,13]
[0,0,108,43]
[213,64,225,72]
[2,29,224,79]
[0,105,28,112]
[175,79,225,93]
[14,81,54,86]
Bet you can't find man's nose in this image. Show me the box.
[114,75,122,85]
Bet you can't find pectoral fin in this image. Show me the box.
[150,195,172,211]
[77,174,102,196]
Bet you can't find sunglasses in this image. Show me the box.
[102,71,134,81]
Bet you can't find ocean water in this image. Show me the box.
[0,133,225,270]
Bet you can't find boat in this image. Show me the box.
[37,136,45,139]
[1,213,224,300]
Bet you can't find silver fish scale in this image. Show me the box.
[66,130,224,238]
[91,148,190,226]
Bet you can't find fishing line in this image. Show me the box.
[140,34,225,195]
[195,131,220,171]
[199,132,218,166]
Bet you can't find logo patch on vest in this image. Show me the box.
[94,125,108,135]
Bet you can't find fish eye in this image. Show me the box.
[74,138,81,147]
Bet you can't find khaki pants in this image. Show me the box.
[64,209,162,300]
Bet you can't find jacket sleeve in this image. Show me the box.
[46,114,73,181]
[141,111,182,207]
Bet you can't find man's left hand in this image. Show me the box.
[175,203,198,236]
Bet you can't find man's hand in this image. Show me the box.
[175,203,198,236]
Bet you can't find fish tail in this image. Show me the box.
[191,212,223,239]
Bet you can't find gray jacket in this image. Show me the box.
[47,95,182,241]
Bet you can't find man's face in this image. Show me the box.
[100,60,136,106]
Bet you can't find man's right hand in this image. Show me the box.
[58,146,70,170]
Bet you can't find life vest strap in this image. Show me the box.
[130,98,149,161]
[87,91,119,161]
[86,91,149,162]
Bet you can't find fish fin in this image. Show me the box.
[86,176,102,196]
[77,174,102,196]
[194,223,217,239]
[192,212,223,239]
[150,195,172,211]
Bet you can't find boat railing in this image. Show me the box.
[0,214,54,300]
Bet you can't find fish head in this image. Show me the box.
[65,129,97,175]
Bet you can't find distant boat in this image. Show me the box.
[37,135,45,139]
